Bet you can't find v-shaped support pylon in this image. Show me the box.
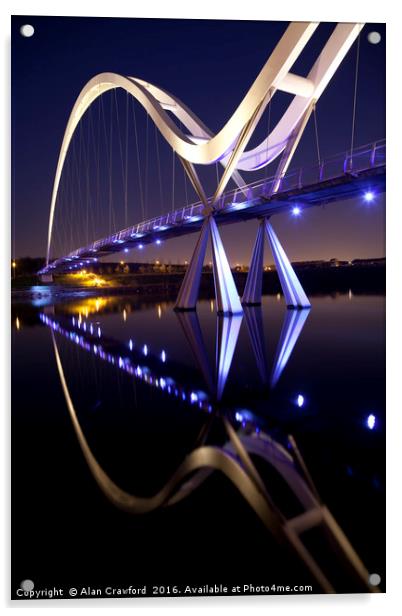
[175,216,243,315]
[242,218,311,308]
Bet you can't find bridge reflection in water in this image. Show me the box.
[39,301,379,593]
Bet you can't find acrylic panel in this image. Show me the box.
[11,16,385,600]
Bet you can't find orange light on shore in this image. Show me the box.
[92,277,105,287]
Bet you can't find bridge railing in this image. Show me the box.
[42,139,385,272]
[216,139,386,210]
[70,140,386,255]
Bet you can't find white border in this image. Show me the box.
[2,1,401,614]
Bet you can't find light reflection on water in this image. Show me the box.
[12,291,385,592]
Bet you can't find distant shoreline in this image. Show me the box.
[11,262,385,305]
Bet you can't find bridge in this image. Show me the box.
[39,21,386,314]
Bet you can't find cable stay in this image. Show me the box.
[349,31,361,170]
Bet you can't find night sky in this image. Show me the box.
[11,16,385,264]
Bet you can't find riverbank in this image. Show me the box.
[12,262,385,305]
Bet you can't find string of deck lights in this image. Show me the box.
[39,313,212,414]
[39,312,378,433]
[57,186,377,275]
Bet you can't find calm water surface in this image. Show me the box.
[12,291,385,595]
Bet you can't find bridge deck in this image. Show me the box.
[40,140,385,275]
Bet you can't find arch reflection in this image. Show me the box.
[40,312,379,594]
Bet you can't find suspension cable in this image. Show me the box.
[112,89,127,231]
[183,163,189,206]
[87,103,99,247]
[144,112,149,220]
[84,106,91,245]
[313,104,321,166]
[350,31,361,165]
[154,123,163,215]
[264,91,273,181]
[124,91,129,227]
[171,148,175,212]
[179,119,189,206]
[131,98,145,221]
[108,92,114,234]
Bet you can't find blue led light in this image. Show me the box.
[142,344,148,356]
[161,350,166,363]
[364,191,374,202]
[366,414,376,430]
[292,206,301,216]
[296,394,305,408]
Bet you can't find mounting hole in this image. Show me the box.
[20,579,34,592]
[367,31,381,45]
[368,573,381,586]
[20,24,35,38]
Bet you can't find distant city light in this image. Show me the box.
[366,414,376,430]
[138,244,144,250]
[156,239,161,245]
[124,248,129,253]
[364,191,374,203]
[292,206,301,216]
[296,394,305,408]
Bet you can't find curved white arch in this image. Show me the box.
[46,21,363,264]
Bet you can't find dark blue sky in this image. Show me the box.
[12,16,385,263]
